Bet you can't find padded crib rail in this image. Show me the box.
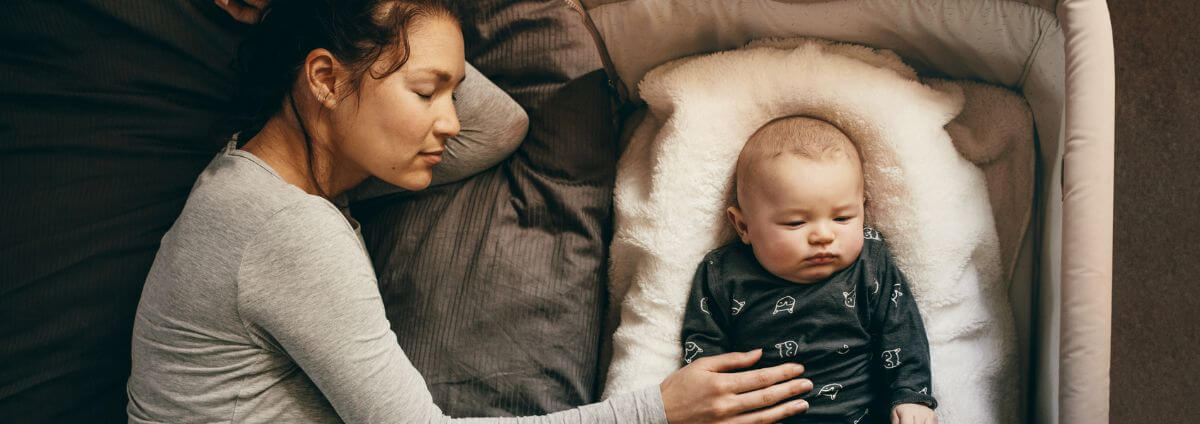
[1056,0,1114,423]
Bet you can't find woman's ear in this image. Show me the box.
[727,205,751,245]
[303,48,343,109]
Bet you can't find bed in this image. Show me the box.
[0,1,1111,422]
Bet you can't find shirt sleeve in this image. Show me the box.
[870,245,939,410]
[238,201,449,423]
[680,253,733,366]
[455,386,666,424]
[237,200,666,424]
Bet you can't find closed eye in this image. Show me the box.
[784,221,806,227]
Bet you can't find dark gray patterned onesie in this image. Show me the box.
[681,229,937,424]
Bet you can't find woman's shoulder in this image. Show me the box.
[194,146,313,210]
[166,147,356,267]
[183,146,346,230]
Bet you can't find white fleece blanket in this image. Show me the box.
[602,38,1018,423]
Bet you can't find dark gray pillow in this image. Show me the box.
[352,0,618,417]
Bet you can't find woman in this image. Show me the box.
[127,1,812,422]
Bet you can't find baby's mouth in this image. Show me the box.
[804,252,837,265]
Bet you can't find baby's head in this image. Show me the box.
[727,116,866,284]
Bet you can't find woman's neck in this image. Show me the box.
[241,107,367,199]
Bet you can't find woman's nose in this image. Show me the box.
[433,99,461,139]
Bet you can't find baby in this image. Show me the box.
[680,116,938,424]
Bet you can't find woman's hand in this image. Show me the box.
[214,0,269,24]
[660,349,812,423]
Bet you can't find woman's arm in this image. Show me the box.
[431,62,529,186]
[238,201,449,423]
[348,62,529,201]
[237,200,811,423]
[239,201,664,424]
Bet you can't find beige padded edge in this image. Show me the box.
[1021,18,1064,424]
[1056,1,1114,423]
[590,0,1054,104]
[584,0,1060,13]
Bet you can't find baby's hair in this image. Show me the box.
[732,116,861,205]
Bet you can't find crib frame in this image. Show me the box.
[574,1,1114,423]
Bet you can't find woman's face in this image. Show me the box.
[329,15,465,191]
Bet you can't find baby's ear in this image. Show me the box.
[726,205,751,245]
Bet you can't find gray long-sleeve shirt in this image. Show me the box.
[126,143,665,423]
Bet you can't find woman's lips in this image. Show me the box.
[419,151,443,165]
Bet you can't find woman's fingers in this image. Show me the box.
[732,375,812,412]
[693,349,764,372]
[727,362,805,394]
[662,350,811,423]
[728,398,809,424]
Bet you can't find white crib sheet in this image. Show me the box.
[602,38,1020,424]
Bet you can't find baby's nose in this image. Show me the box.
[808,226,835,244]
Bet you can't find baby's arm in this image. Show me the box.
[871,247,938,415]
[680,255,733,366]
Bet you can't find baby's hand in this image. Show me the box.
[891,403,936,424]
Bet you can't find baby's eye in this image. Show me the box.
[784,221,806,227]
[834,216,853,222]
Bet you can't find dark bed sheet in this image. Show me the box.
[351,0,617,417]
[0,1,243,421]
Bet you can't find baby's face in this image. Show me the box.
[730,155,865,284]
